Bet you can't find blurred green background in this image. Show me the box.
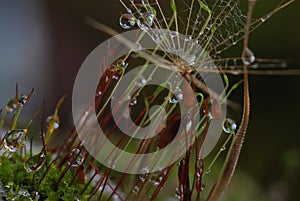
[0,0,299,200]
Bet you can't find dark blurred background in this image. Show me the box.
[0,0,299,200]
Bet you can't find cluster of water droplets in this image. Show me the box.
[119,4,156,31]
[195,159,205,193]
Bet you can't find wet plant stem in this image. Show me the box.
[206,1,255,201]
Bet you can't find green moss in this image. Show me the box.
[0,155,101,200]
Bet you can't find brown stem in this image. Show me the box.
[206,1,256,201]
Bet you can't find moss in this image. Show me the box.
[0,155,100,200]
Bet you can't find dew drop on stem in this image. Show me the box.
[18,94,28,106]
[137,11,155,30]
[222,118,237,134]
[139,167,150,182]
[4,129,27,152]
[46,115,60,132]
[119,13,136,29]
[130,97,138,106]
[6,98,17,113]
[24,152,46,173]
[242,47,255,65]
[132,186,140,195]
[66,148,85,168]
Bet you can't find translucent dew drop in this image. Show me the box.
[66,148,85,168]
[243,48,255,65]
[4,129,27,152]
[132,186,140,195]
[222,118,237,134]
[18,94,28,106]
[46,115,60,132]
[175,187,181,199]
[119,13,136,29]
[135,76,147,87]
[6,98,17,112]
[129,97,138,106]
[116,59,128,68]
[149,170,162,186]
[169,87,183,103]
[139,167,150,182]
[24,153,45,173]
[205,168,211,174]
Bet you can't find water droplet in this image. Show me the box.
[260,14,270,22]
[133,42,142,52]
[222,118,237,134]
[66,148,85,168]
[6,98,17,112]
[4,129,27,152]
[243,48,255,65]
[116,59,128,68]
[96,90,102,97]
[196,180,205,192]
[184,35,192,41]
[220,146,226,151]
[137,11,155,30]
[119,13,136,29]
[31,191,40,200]
[175,187,182,199]
[24,152,45,173]
[169,31,179,38]
[109,160,116,169]
[136,76,147,87]
[46,115,60,132]
[132,186,140,195]
[195,159,203,177]
[139,167,150,182]
[149,170,163,186]
[205,168,211,174]
[129,97,138,106]
[169,87,183,103]
[18,94,28,106]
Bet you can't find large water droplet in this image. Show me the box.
[24,152,45,173]
[6,98,17,112]
[119,13,136,29]
[222,118,237,134]
[66,148,85,168]
[137,11,155,30]
[4,129,27,152]
[243,48,255,65]
[46,115,60,132]
[18,94,28,106]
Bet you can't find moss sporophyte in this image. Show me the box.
[0,0,298,201]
